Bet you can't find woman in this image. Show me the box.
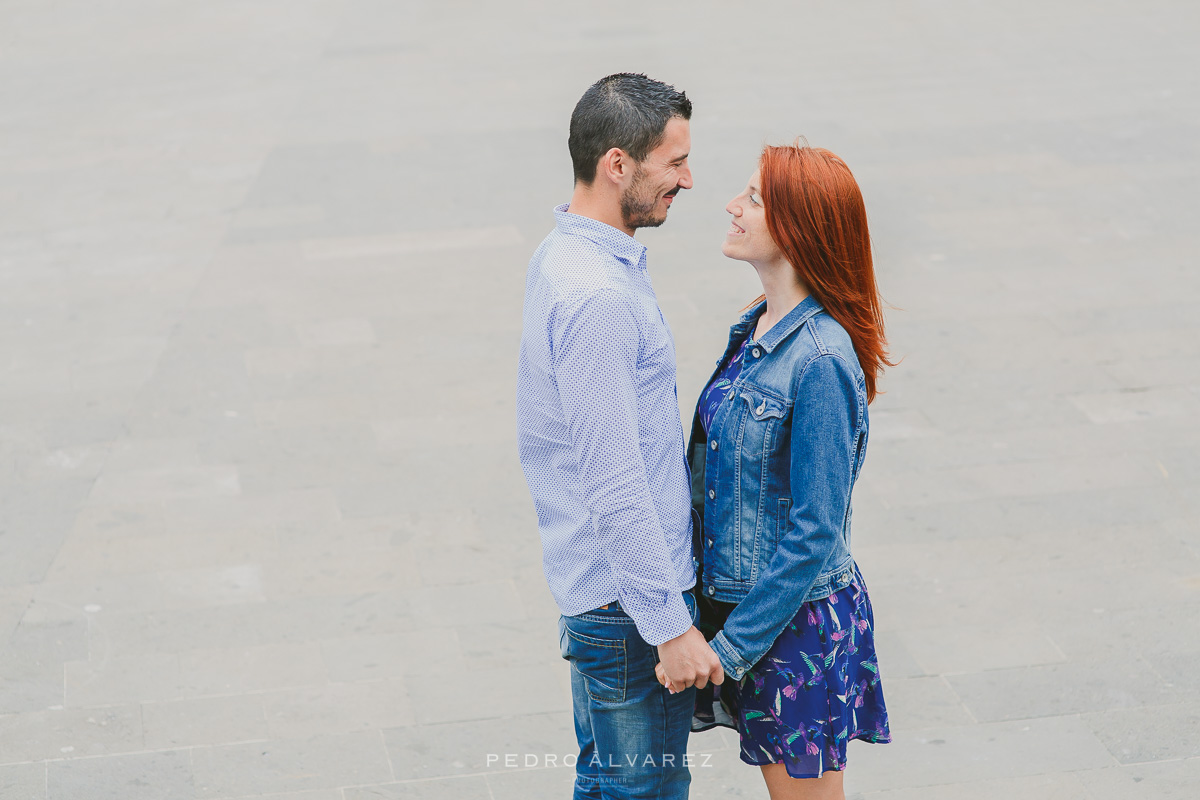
[658,143,892,799]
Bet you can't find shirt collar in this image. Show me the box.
[553,203,647,268]
[738,295,825,353]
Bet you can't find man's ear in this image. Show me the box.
[597,147,631,186]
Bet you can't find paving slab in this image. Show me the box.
[344,776,494,800]
[2,0,1198,797]
[843,716,1114,793]
[1083,700,1200,764]
[0,762,48,800]
[141,694,269,751]
[853,772,1093,800]
[381,712,578,780]
[0,704,143,765]
[948,658,1176,723]
[1075,758,1200,800]
[46,751,194,800]
[189,731,394,797]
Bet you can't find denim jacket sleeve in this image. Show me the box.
[709,352,863,676]
[553,289,692,646]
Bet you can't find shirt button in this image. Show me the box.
[707,586,715,596]
[752,348,761,358]
[710,440,718,451]
[708,489,715,500]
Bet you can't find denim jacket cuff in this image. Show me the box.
[710,631,754,680]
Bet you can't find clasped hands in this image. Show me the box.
[654,626,724,694]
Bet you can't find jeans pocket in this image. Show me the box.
[564,627,627,703]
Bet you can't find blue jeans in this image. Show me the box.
[559,591,698,800]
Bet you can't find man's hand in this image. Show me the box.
[656,626,723,691]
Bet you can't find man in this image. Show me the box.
[516,73,724,800]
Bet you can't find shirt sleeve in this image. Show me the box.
[709,352,861,676]
[551,288,692,646]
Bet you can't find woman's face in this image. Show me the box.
[722,169,784,266]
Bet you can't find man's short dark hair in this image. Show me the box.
[569,73,692,184]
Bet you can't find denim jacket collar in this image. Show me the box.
[553,203,647,268]
[739,295,825,353]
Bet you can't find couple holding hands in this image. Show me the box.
[517,73,892,800]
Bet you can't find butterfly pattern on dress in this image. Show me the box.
[698,336,752,435]
[726,569,890,778]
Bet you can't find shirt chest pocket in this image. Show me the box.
[636,316,675,374]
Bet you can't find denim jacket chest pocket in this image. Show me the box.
[734,386,789,454]
[728,385,790,582]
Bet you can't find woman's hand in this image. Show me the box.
[655,661,679,694]
[657,626,724,691]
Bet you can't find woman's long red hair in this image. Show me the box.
[758,144,893,402]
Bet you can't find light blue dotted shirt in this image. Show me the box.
[516,204,696,647]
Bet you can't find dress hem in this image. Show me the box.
[737,731,892,779]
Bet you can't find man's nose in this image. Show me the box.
[677,165,693,190]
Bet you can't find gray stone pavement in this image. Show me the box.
[1,0,1198,797]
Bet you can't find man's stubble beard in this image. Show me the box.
[620,166,668,231]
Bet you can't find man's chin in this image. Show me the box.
[625,212,668,231]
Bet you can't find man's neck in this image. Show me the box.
[567,184,635,237]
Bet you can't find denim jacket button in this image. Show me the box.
[708,489,715,500]
[710,440,718,451]
[707,586,715,595]
[707,538,713,548]
[752,348,761,358]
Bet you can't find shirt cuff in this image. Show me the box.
[623,590,693,647]
[710,631,754,680]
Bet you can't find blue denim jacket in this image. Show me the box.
[687,296,868,680]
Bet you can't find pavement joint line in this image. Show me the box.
[1076,755,1196,768]
[0,739,273,768]
[33,678,415,710]
[378,726,396,782]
